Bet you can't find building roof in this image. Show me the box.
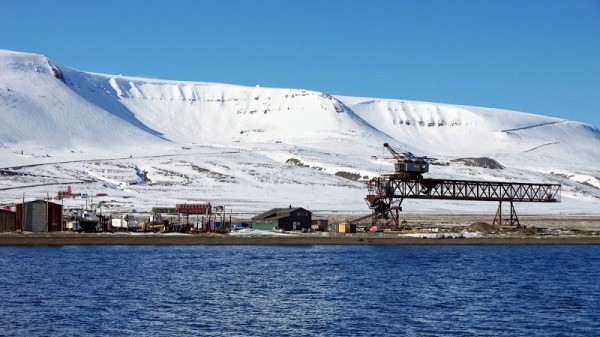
[23,199,62,207]
[252,207,310,220]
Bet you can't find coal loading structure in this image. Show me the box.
[360,143,561,229]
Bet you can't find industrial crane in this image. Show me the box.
[383,142,432,180]
[354,143,561,230]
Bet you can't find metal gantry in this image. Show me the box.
[363,176,561,229]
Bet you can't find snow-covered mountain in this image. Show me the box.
[1,49,599,216]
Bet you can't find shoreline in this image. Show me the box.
[1,233,599,246]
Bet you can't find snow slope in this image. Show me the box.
[1,49,599,216]
[58,64,391,148]
[0,50,166,151]
[340,96,600,168]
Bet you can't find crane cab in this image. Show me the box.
[394,161,429,174]
[383,143,431,180]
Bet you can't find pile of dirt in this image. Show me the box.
[335,171,362,181]
[466,222,497,234]
[451,157,504,169]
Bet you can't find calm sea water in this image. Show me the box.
[1,245,599,337]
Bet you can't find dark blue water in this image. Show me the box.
[1,245,599,337]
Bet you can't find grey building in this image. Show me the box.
[14,200,63,232]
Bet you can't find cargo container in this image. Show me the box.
[336,223,356,234]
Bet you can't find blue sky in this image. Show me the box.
[1,0,599,127]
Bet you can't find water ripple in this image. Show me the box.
[0,245,598,336]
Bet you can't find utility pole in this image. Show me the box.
[45,192,49,232]
[61,196,64,231]
[21,193,24,231]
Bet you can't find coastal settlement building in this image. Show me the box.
[252,207,312,231]
[0,209,16,232]
[8,200,63,232]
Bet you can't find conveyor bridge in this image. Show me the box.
[362,176,561,228]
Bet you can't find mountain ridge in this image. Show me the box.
[1,49,599,214]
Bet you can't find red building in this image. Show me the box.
[10,200,63,232]
[175,203,212,215]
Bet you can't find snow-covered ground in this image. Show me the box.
[1,49,599,217]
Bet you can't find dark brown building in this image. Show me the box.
[252,207,312,231]
[0,209,16,232]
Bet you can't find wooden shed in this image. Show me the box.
[252,206,312,231]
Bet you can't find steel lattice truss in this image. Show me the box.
[362,177,561,229]
[369,178,561,202]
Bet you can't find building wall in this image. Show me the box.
[25,201,47,231]
[15,201,63,232]
[0,210,16,232]
[278,209,312,231]
[252,220,278,231]
[252,208,313,231]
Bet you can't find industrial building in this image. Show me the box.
[252,207,312,231]
[9,200,63,232]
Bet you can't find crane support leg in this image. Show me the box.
[493,200,520,228]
